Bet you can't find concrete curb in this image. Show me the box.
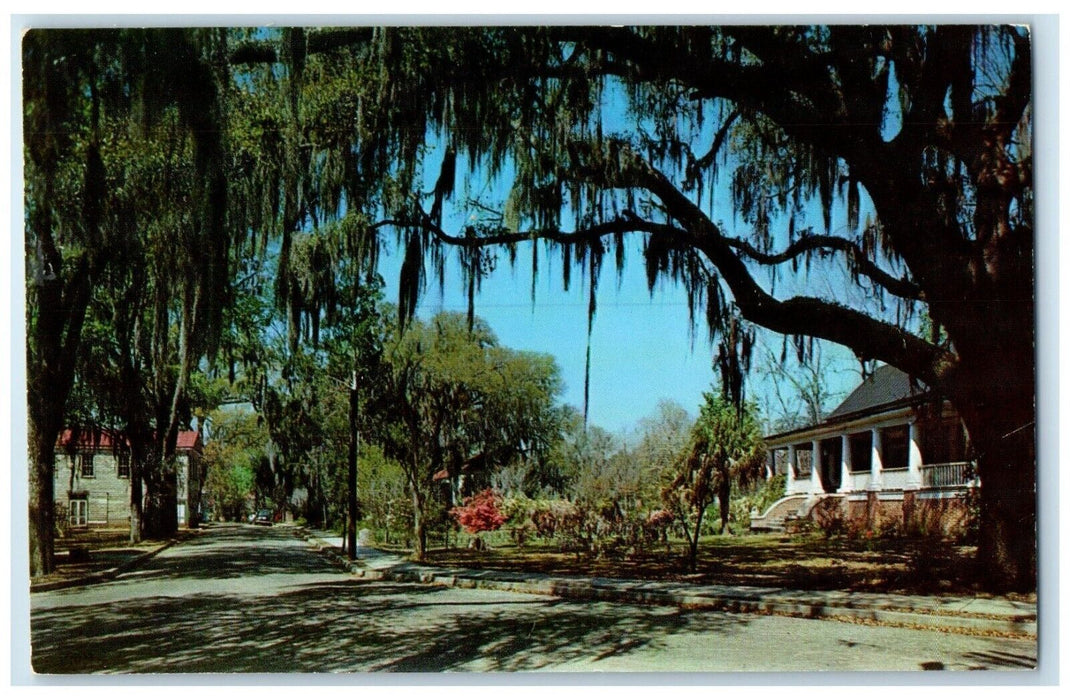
[302,533,1036,639]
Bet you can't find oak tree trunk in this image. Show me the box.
[946,337,1036,593]
[28,418,58,577]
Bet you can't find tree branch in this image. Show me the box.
[376,178,949,389]
[230,28,376,66]
[627,155,955,387]
[723,233,923,300]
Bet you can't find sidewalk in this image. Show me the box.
[31,526,1036,640]
[29,529,196,593]
[304,530,1037,639]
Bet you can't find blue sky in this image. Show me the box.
[379,236,862,436]
[367,79,882,435]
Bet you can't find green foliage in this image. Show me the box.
[356,444,411,545]
[662,390,766,568]
[202,408,265,521]
[368,311,564,559]
[727,473,788,534]
[23,25,1037,589]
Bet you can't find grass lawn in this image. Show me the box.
[423,533,1032,601]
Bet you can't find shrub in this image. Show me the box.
[450,489,507,535]
[811,498,848,537]
[753,474,787,513]
[643,508,675,548]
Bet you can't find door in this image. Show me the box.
[69,499,88,526]
[819,437,842,492]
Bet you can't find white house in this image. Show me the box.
[751,364,976,534]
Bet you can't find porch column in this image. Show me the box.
[838,434,852,493]
[906,420,923,490]
[868,427,883,491]
[810,439,825,494]
[786,445,796,493]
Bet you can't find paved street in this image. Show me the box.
[30,524,1037,674]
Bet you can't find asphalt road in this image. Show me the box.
[30,524,1038,674]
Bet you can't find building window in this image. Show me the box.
[117,453,131,478]
[69,498,88,526]
[922,419,968,464]
[880,425,910,469]
[80,453,96,478]
[849,432,872,473]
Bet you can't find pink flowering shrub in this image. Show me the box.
[450,489,507,535]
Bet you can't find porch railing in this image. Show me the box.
[920,461,975,488]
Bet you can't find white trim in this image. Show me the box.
[810,439,824,495]
[906,419,923,490]
[765,406,916,448]
[868,426,883,491]
[837,433,851,494]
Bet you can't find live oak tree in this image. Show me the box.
[296,26,1032,591]
[24,29,236,571]
[25,26,1037,591]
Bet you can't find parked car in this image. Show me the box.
[253,509,274,526]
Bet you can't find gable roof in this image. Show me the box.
[176,431,202,451]
[825,364,928,421]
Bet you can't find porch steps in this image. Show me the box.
[749,494,810,532]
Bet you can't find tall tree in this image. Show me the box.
[310,26,1034,591]
[370,312,563,560]
[26,25,1038,591]
[759,340,854,433]
[201,407,265,522]
[24,28,237,569]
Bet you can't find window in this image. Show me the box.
[922,419,968,464]
[80,453,95,478]
[849,432,872,473]
[880,425,909,470]
[117,453,130,479]
[69,498,88,526]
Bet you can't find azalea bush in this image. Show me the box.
[450,489,507,535]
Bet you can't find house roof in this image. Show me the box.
[57,429,202,453]
[56,428,124,450]
[176,431,202,451]
[764,364,932,443]
[825,364,928,421]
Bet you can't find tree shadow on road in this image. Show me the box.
[31,575,743,673]
[121,528,342,582]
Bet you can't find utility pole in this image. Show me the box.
[347,369,359,560]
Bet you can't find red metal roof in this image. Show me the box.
[56,429,201,452]
[176,431,202,450]
[56,429,123,449]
